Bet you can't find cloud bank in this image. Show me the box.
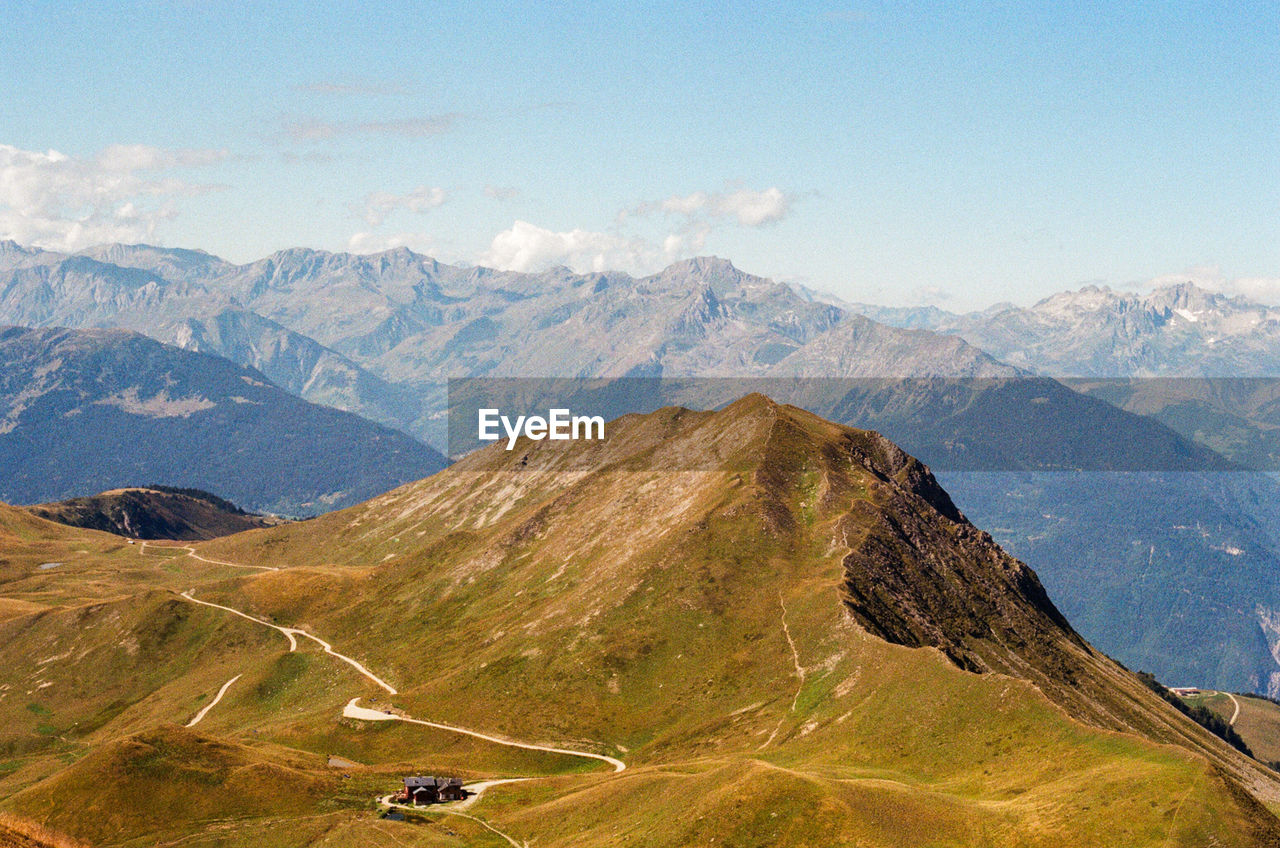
[482,220,660,274]
[483,185,794,274]
[658,186,791,227]
[0,143,228,251]
[354,185,447,227]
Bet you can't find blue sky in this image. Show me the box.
[2,1,1277,307]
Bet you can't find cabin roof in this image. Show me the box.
[404,775,463,788]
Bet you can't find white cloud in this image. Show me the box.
[657,221,712,258]
[91,144,228,171]
[355,185,446,227]
[659,186,791,227]
[481,184,796,276]
[0,143,228,251]
[1227,277,1280,304]
[482,220,664,275]
[908,284,953,306]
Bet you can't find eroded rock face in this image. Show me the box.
[784,416,1090,685]
[838,477,1081,677]
[1254,606,1280,699]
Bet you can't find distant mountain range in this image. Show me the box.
[6,241,1271,449]
[842,282,1280,471]
[848,281,1280,378]
[0,325,447,514]
[6,242,1280,694]
[1,243,1018,447]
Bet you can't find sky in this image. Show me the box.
[1,0,1277,308]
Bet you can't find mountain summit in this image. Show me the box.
[178,395,1280,843]
[4,396,1280,845]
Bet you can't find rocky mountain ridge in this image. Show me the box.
[852,280,1280,377]
[0,245,1015,447]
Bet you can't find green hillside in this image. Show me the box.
[3,398,1280,845]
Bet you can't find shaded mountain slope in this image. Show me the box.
[26,486,279,540]
[171,306,425,436]
[0,326,446,514]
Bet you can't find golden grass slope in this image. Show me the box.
[1187,691,1280,766]
[6,725,340,845]
[4,397,1280,845]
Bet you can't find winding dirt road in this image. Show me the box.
[186,674,242,728]
[174,591,622,771]
[139,540,278,571]
[161,545,623,846]
[179,591,396,693]
[1223,691,1242,725]
[343,698,626,772]
[1186,689,1243,726]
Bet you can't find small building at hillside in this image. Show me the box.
[396,775,469,805]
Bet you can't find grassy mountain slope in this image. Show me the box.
[1184,692,1280,766]
[4,400,1280,844]
[8,726,345,846]
[8,244,1280,695]
[157,395,1280,845]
